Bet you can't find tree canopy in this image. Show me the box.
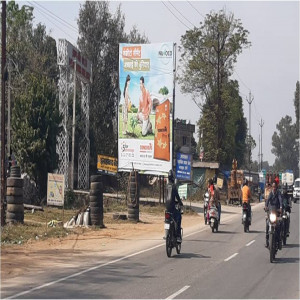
[178,10,250,166]
[77,1,149,173]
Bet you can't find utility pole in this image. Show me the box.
[70,60,76,190]
[259,118,264,171]
[1,0,6,226]
[246,91,254,166]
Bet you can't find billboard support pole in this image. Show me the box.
[172,43,177,171]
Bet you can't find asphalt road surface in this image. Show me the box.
[2,201,299,299]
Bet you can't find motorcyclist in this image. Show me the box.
[242,179,252,223]
[264,181,283,248]
[282,184,291,237]
[166,169,183,243]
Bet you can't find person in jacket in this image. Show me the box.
[242,179,252,223]
[264,181,283,248]
[166,169,183,242]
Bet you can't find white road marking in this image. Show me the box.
[224,252,238,262]
[166,285,190,299]
[5,243,165,299]
[246,240,256,247]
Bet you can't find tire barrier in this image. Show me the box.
[127,171,139,221]
[89,175,104,227]
[6,169,24,224]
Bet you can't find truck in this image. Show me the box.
[281,170,294,201]
[292,178,300,203]
[226,159,243,205]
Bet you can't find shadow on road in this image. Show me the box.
[173,252,211,259]
[274,257,299,264]
[284,243,300,249]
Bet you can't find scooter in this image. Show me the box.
[203,192,209,225]
[242,202,251,232]
[208,205,219,233]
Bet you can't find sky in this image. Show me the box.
[19,0,300,166]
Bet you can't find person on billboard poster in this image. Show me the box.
[122,74,131,135]
[137,76,153,136]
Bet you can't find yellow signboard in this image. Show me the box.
[97,155,118,174]
[47,173,65,207]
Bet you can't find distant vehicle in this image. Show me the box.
[293,178,300,203]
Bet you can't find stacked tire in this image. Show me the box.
[128,171,139,221]
[6,166,24,224]
[89,175,104,227]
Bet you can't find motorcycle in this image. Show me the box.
[242,202,251,232]
[203,192,209,225]
[267,206,282,263]
[208,205,219,233]
[164,205,183,257]
[281,208,290,246]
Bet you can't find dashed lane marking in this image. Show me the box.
[224,252,238,262]
[166,285,190,299]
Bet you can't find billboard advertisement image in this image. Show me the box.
[118,43,175,175]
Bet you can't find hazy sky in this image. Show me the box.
[23,0,299,166]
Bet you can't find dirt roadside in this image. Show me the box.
[1,211,202,281]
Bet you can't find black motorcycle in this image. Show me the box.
[242,202,251,232]
[164,206,183,257]
[267,206,282,263]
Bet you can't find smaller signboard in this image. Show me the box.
[97,154,118,175]
[178,184,188,199]
[176,152,192,181]
[47,173,65,207]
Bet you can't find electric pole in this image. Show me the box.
[1,0,6,226]
[70,60,76,190]
[246,91,254,166]
[259,118,264,171]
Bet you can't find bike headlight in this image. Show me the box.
[270,213,277,223]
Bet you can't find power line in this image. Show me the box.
[27,2,77,45]
[29,1,79,34]
[187,1,206,19]
[161,1,191,30]
[168,1,196,28]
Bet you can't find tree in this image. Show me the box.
[271,115,299,177]
[178,10,250,164]
[77,1,149,173]
[11,76,60,201]
[7,1,60,200]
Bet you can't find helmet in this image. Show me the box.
[168,169,175,182]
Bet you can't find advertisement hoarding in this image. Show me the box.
[118,43,175,175]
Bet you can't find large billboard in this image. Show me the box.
[118,43,175,175]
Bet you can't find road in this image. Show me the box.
[2,202,299,299]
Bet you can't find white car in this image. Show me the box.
[292,178,300,203]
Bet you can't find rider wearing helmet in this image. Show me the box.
[166,169,183,243]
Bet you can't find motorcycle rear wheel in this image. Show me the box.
[166,234,172,257]
[176,243,181,254]
[244,222,249,233]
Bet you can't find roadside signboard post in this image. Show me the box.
[97,154,118,175]
[176,152,192,181]
[47,173,65,229]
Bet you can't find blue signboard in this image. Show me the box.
[176,152,192,181]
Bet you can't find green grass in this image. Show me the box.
[1,201,197,246]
